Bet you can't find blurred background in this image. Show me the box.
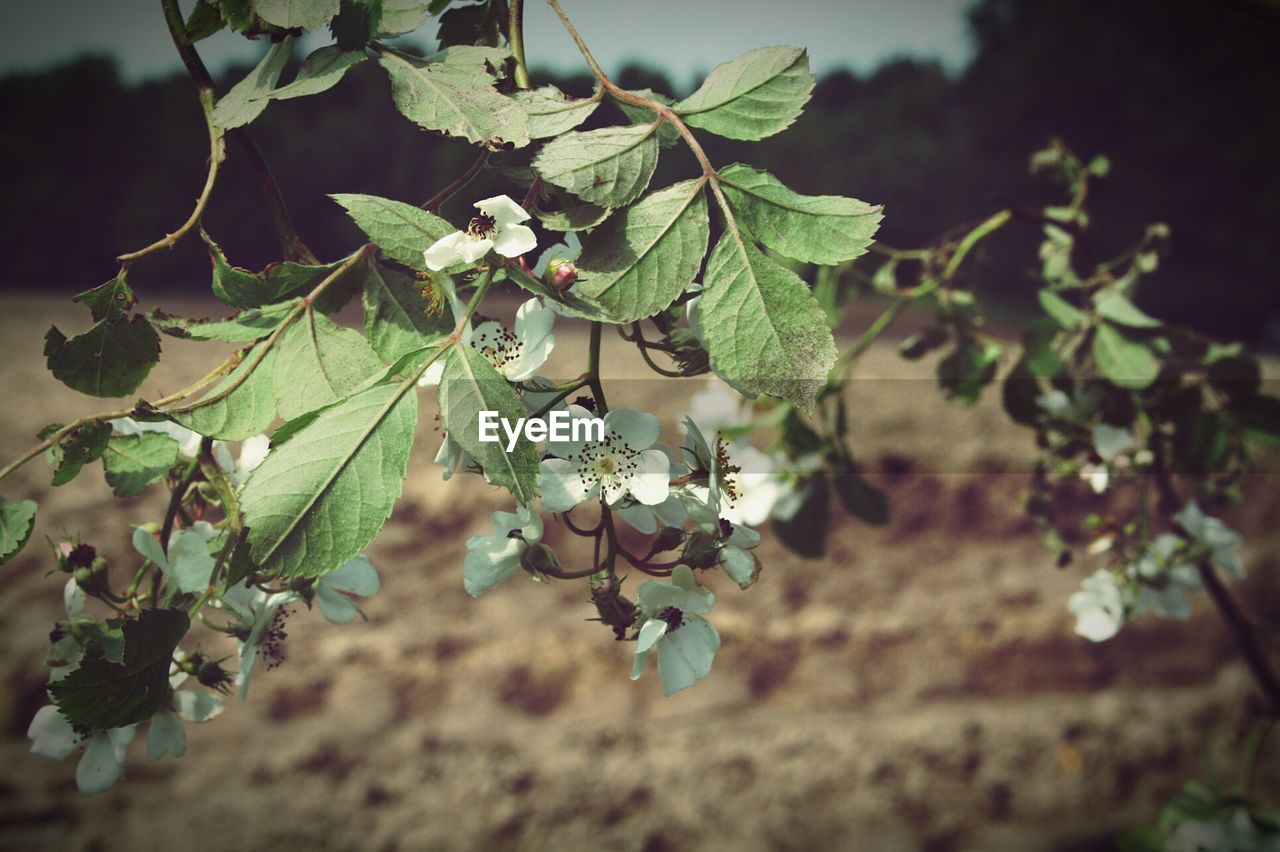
[1,1,1279,850]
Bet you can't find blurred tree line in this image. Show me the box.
[1,0,1277,344]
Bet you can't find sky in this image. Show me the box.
[0,0,974,87]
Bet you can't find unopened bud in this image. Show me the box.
[520,542,559,577]
[681,530,719,569]
[543,258,577,291]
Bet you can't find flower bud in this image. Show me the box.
[196,658,235,694]
[651,526,685,555]
[520,542,560,578]
[681,530,719,569]
[543,258,577,291]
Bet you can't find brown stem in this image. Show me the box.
[421,150,489,211]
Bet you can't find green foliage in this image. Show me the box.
[50,422,112,487]
[1038,289,1085,330]
[361,265,453,361]
[241,381,418,578]
[673,46,814,140]
[436,0,508,48]
[273,310,385,419]
[264,46,366,101]
[44,316,161,399]
[212,38,293,130]
[717,163,882,264]
[573,179,709,323]
[533,124,659,207]
[74,274,136,322]
[102,433,181,498]
[49,608,189,730]
[169,341,279,440]
[834,469,889,526]
[1093,289,1162,329]
[0,498,38,565]
[438,344,539,502]
[937,340,1002,405]
[150,300,301,342]
[533,200,611,232]
[1092,322,1158,389]
[514,86,599,139]
[249,0,340,30]
[697,230,837,411]
[613,89,680,148]
[771,474,829,558]
[376,46,530,148]
[331,193,452,270]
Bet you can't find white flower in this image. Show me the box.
[212,435,270,486]
[616,494,686,535]
[468,299,556,382]
[1079,462,1110,494]
[111,417,202,457]
[315,555,380,624]
[1091,423,1136,461]
[423,195,536,270]
[146,671,225,761]
[1175,502,1245,579]
[462,504,543,597]
[216,584,299,701]
[1131,533,1201,621]
[630,566,721,696]
[539,408,671,512]
[1068,569,1125,642]
[27,705,137,795]
[132,526,215,596]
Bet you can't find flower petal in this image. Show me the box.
[625,449,670,506]
[147,711,187,760]
[173,690,225,723]
[463,535,524,597]
[236,435,271,481]
[456,235,493,264]
[323,555,380,597]
[604,408,660,450]
[76,733,127,795]
[132,526,168,571]
[493,223,537,258]
[635,617,669,655]
[64,577,86,618]
[316,585,362,624]
[539,457,595,512]
[719,546,760,590]
[28,705,80,760]
[475,194,531,226]
[616,503,658,535]
[655,617,720,696]
[424,231,466,271]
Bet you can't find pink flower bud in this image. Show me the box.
[544,258,577,291]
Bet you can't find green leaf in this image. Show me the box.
[361,265,453,362]
[211,37,293,129]
[49,609,189,730]
[1092,323,1159,389]
[672,46,813,140]
[249,0,339,29]
[150,300,301,342]
[1038,289,1086,330]
[260,45,365,101]
[1173,411,1230,475]
[184,0,225,43]
[771,474,829,558]
[437,0,507,47]
[573,179,709,323]
[533,200,611,232]
[241,381,418,578]
[533,124,660,208]
[1235,394,1280,449]
[514,85,599,139]
[1093,289,1162,329]
[50,422,112,487]
[44,317,161,398]
[0,498,38,565]
[377,0,428,35]
[204,233,294,308]
[273,310,385,420]
[834,468,888,526]
[937,340,1002,405]
[438,344,539,502]
[330,0,379,49]
[697,231,837,411]
[717,163,882,265]
[330,193,452,270]
[74,274,136,322]
[1002,356,1042,426]
[377,47,529,148]
[169,341,279,440]
[613,89,680,148]
[102,433,181,498]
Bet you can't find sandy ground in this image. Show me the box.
[0,293,1276,851]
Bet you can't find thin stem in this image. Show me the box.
[586,321,609,413]
[422,150,489,212]
[162,453,203,550]
[155,0,313,263]
[117,88,225,265]
[508,0,531,90]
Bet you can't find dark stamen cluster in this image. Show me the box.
[715,436,741,504]
[262,607,293,671]
[466,213,497,239]
[470,324,523,370]
[68,543,96,569]
[656,606,684,632]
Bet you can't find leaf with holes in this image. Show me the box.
[241,381,418,578]
[696,231,837,411]
[150,300,301,342]
[573,179,709,323]
[717,164,882,264]
[377,48,529,148]
[273,310,385,420]
[672,46,813,140]
[533,124,660,208]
